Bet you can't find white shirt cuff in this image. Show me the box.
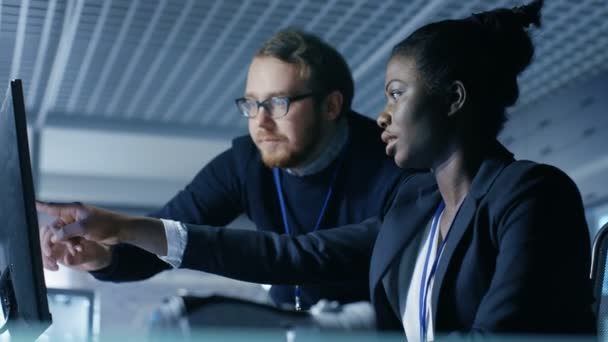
[157,218,188,268]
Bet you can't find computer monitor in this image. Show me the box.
[0,79,52,336]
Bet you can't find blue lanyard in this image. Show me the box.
[272,166,340,234]
[419,201,450,342]
[272,157,343,311]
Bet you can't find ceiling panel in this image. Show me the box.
[0,0,606,205]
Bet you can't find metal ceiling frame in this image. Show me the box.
[336,0,396,54]
[85,0,140,115]
[323,1,366,43]
[28,0,57,109]
[65,0,112,113]
[521,3,607,107]
[105,0,168,117]
[0,0,600,140]
[123,0,194,119]
[35,0,83,129]
[0,0,601,209]
[303,0,335,32]
[141,1,223,121]
[349,0,425,74]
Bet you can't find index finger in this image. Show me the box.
[52,221,87,242]
[36,201,80,217]
[40,226,54,258]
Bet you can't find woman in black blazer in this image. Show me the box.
[362,0,593,336]
[370,0,594,337]
[39,0,595,338]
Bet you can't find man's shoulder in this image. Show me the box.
[231,134,259,156]
[344,111,396,169]
[232,133,253,146]
[346,111,385,150]
[222,134,262,177]
[347,111,382,134]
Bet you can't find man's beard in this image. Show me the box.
[257,118,322,169]
[259,142,311,168]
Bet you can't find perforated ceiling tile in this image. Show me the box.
[0,0,604,147]
[0,0,605,206]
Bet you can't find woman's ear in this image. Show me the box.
[448,81,466,117]
[323,90,344,121]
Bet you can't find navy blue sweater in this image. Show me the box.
[91,112,407,308]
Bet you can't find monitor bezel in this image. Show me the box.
[0,79,53,334]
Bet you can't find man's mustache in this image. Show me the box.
[256,131,287,141]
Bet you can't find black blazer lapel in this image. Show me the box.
[431,142,514,325]
[369,173,440,299]
[430,194,479,320]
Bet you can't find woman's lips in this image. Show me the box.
[381,131,398,156]
[385,138,397,156]
[381,131,396,144]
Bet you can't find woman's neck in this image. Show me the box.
[432,142,483,213]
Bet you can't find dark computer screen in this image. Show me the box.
[0,79,52,336]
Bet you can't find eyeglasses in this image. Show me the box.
[235,93,317,119]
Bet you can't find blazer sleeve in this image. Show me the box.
[179,217,381,285]
[91,147,246,282]
[468,164,594,335]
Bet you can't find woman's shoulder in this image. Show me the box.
[488,159,582,210]
[496,160,576,190]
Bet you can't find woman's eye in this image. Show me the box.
[389,90,403,99]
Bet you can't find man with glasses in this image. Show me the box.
[42,29,406,311]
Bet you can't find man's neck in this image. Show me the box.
[286,116,349,176]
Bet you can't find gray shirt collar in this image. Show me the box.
[286,117,349,177]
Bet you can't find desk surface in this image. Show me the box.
[5,328,585,342]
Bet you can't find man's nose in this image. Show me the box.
[254,106,275,127]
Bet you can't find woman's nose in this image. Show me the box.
[377,111,391,129]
